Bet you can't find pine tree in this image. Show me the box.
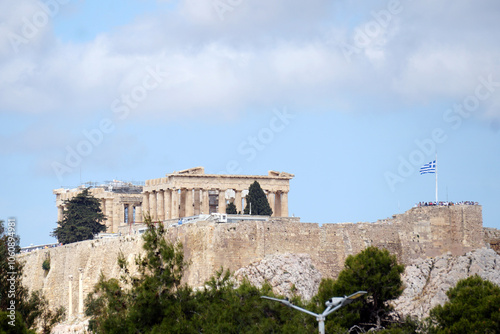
[429,275,500,333]
[51,188,106,244]
[312,246,404,332]
[243,181,273,216]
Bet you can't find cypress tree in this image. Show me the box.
[243,181,273,216]
[51,188,106,244]
[226,202,237,214]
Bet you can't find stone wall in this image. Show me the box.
[19,205,485,318]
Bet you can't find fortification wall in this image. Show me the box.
[19,205,485,317]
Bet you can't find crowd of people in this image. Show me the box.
[416,201,478,207]
[20,242,60,253]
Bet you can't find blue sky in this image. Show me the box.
[1,0,500,246]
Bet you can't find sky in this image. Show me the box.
[1,0,500,247]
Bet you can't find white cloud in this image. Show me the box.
[1,0,499,124]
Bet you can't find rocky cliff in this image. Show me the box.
[392,247,500,318]
[233,253,322,301]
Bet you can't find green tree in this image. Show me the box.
[243,181,273,216]
[312,246,404,332]
[85,215,188,333]
[226,202,237,214]
[51,188,106,244]
[429,275,500,334]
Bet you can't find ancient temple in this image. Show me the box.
[142,167,294,220]
[53,167,294,233]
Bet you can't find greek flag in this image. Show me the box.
[420,160,436,175]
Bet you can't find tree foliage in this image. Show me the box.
[0,220,65,334]
[226,202,237,214]
[429,274,500,334]
[312,246,404,332]
[85,215,187,333]
[243,181,273,216]
[51,188,106,244]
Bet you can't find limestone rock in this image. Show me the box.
[392,248,500,319]
[233,253,322,301]
[50,317,89,334]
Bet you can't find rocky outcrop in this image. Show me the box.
[234,253,322,301]
[392,248,500,319]
[484,227,500,255]
[51,318,89,334]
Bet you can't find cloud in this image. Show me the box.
[1,0,499,124]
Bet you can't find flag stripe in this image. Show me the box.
[420,160,436,175]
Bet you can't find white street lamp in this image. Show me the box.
[261,291,367,334]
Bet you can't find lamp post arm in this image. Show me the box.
[260,296,319,318]
[287,303,320,318]
[322,304,343,317]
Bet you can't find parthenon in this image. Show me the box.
[53,167,294,233]
[142,167,294,220]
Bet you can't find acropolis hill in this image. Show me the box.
[19,204,494,318]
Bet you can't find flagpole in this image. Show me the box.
[435,153,438,204]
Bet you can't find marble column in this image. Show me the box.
[100,200,106,220]
[57,206,63,222]
[135,205,142,223]
[218,189,226,214]
[179,189,187,218]
[164,189,172,220]
[157,190,165,221]
[105,199,113,232]
[275,192,282,217]
[186,188,194,217]
[150,192,157,221]
[78,269,84,315]
[267,192,275,217]
[143,192,150,217]
[115,204,123,232]
[201,189,209,214]
[171,189,179,219]
[193,189,201,215]
[235,190,242,214]
[281,191,288,217]
[128,205,134,224]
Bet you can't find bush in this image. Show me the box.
[42,258,50,272]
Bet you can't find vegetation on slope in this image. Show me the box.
[0,220,65,334]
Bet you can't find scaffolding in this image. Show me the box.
[61,180,144,194]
